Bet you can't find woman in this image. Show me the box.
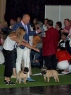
[3,27,39,85]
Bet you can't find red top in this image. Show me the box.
[56,50,71,62]
[42,27,59,56]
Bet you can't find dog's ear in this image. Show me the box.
[24,67,29,72]
[41,67,47,70]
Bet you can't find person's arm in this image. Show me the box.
[28,23,42,36]
[21,41,40,52]
[12,37,40,52]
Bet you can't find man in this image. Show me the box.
[42,20,59,70]
[12,14,41,81]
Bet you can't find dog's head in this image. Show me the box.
[23,67,29,74]
[41,67,47,75]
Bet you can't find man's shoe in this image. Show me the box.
[27,77,35,82]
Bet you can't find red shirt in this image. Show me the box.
[56,50,71,62]
[42,27,59,56]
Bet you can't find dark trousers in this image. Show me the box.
[12,48,17,68]
[3,49,13,77]
[43,54,57,70]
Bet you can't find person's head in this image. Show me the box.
[10,18,16,26]
[64,18,70,27]
[17,17,21,23]
[47,19,53,29]
[22,14,30,25]
[34,23,39,30]
[33,18,38,25]
[16,27,26,43]
[44,18,49,25]
[55,21,62,30]
[61,32,68,40]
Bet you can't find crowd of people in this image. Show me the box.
[0,14,71,85]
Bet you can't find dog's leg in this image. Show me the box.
[57,76,59,82]
[47,77,50,82]
[44,76,46,82]
[16,75,19,83]
[16,78,18,83]
[23,78,27,84]
[19,78,21,84]
[54,77,57,82]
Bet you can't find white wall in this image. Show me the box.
[45,5,71,28]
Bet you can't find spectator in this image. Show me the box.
[56,43,71,74]
[62,19,71,35]
[9,18,17,30]
[55,21,62,40]
[59,32,71,55]
[0,33,5,64]
[17,17,21,23]
[43,18,49,32]
[31,18,38,30]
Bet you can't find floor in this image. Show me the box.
[0,85,71,95]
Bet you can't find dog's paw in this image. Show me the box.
[19,82,21,84]
[24,82,27,84]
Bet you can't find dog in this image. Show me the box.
[41,67,59,82]
[16,67,29,84]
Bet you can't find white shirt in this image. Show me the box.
[21,21,28,34]
[43,24,47,31]
[3,36,16,51]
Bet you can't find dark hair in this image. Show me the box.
[56,21,62,28]
[47,19,53,26]
[33,18,38,21]
[64,18,70,22]
[61,32,68,37]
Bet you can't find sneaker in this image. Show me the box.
[9,81,15,85]
[27,77,35,82]
[5,81,9,85]
[61,71,70,74]
[5,81,15,85]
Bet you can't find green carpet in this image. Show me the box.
[0,64,71,88]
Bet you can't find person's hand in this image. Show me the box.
[61,29,69,33]
[36,29,42,34]
[33,48,40,52]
